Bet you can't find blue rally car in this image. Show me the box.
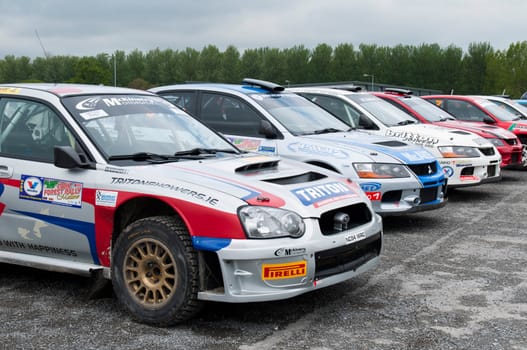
[150,79,447,216]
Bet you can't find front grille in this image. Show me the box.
[511,153,520,163]
[505,138,518,145]
[479,147,495,156]
[319,203,372,235]
[408,162,437,176]
[315,231,382,280]
[420,187,438,203]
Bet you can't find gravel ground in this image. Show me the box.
[1,169,526,350]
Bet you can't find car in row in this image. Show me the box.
[371,89,524,168]
[0,83,383,325]
[150,79,448,216]
[287,87,502,187]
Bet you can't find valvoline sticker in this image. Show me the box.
[292,181,356,207]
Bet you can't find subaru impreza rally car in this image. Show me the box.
[289,87,502,188]
[0,84,382,326]
[150,79,447,215]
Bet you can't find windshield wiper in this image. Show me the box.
[108,152,177,162]
[174,148,238,156]
[397,120,417,125]
[312,128,344,134]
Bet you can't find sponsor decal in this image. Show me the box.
[95,190,118,207]
[75,96,156,111]
[110,177,219,206]
[20,175,82,208]
[229,138,261,152]
[443,166,454,177]
[79,109,109,120]
[292,181,356,207]
[262,261,307,280]
[258,145,276,153]
[287,142,349,159]
[0,240,77,257]
[399,150,435,162]
[360,182,381,192]
[460,175,480,181]
[274,247,307,257]
[365,192,381,201]
[386,129,439,147]
[0,87,20,94]
[103,166,128,174]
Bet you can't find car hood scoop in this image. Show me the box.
[373,140,408,147]
[235,159,280,173]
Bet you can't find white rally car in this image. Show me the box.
[290,87,502,187]
[150,79,447,216]
[0,84,382,326]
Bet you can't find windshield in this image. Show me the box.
[488,99,527,119]
[403,97,456,122]
[478,99,520,121]
[62,94,238,161]
[346,94,418,127]
[249,93,350,135]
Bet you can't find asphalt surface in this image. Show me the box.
[1,169,526,350]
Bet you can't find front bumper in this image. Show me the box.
[439,156,501,187]
[195,214,383,303]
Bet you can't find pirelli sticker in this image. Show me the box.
[262,261,307,280]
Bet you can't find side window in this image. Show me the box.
[159,91,197,115]
[0,98,75,162]
[445,100,487,121]
[200,93,263,137]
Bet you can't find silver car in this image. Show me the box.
[0,83,382,325]
[150,78,447,216]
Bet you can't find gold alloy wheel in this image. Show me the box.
[124,238,178,307]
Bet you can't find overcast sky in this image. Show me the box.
[1,0,525,59]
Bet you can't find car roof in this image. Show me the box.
[287,87,353,96]
[150,78,296,96]
[0,83,152,97]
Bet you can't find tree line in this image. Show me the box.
[1,41,526,97]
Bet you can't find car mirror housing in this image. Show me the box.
[54,146,92,169]
[259,120,277,139]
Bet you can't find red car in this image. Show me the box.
[421,94,527,167]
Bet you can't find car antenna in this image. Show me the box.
[35,29,57,83]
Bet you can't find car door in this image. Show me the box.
[0,97,99,265]
[195,92,279,154]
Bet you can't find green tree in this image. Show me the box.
[308,44,333,82]
[331,43,356,81]
[197,45,222,82]
[221,45,241,82]
[240,48,262,79]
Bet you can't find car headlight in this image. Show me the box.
[353,163,411,178]
[438,146,480,158]
[487,138,505,147]
[239,206,306,239]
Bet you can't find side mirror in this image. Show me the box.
[259,120,278,139]
[359,114,379,130]
[482,115,496,124]
[54,146,92,169]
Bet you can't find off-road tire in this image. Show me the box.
[112,216,202,326]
